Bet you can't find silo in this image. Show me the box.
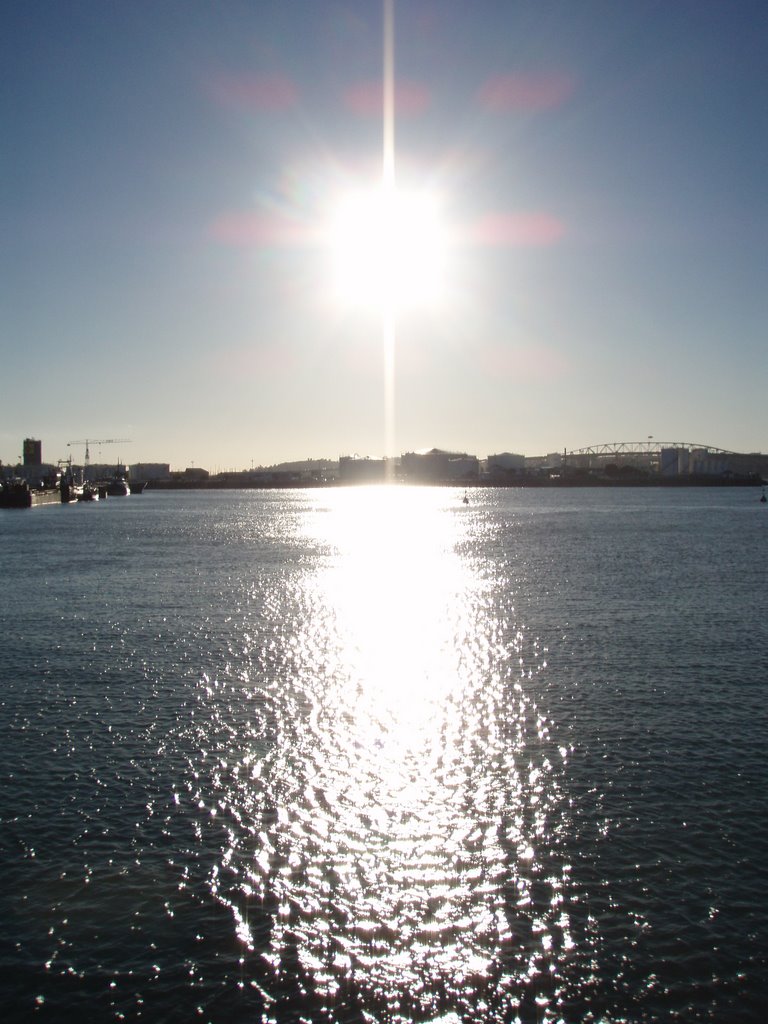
[660,448,678,477]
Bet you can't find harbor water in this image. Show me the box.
[1,487,766,1022]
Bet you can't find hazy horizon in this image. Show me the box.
[3,1,766,468]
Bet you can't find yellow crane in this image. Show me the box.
[67,438,131,474]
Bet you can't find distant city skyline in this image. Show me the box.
[3,1,767,469]
[3,434,765,478]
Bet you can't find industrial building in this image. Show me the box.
[338,455,392,483]
[401,449,480,482]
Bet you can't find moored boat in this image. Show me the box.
[60,478,84,503]
[77,483,100,502]
[105,473,130,497]
[0,479,62,508]
[59,460,83,502]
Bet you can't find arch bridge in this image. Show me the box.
[566,441,738,457]
[561,442,767,480]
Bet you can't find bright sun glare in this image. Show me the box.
[329,187,446,310]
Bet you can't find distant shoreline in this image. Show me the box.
[146,475,765,491]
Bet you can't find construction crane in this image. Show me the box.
[67,438,131,474]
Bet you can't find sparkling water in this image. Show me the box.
[2,487,766,1022]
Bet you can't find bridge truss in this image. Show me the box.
[566,441,740,457]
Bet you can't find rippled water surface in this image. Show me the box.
[1,487,767,1022]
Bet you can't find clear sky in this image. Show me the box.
[3,0,766,470]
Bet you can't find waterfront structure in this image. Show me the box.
[16,438,60,488]
[88,462,130,483]
[129,463,172,485]
[4,436,767,488]
[338,455,389,483]
[659,447,728,477]
[178,467,210,483]
[487,452,526,473]
[401,449,479,482]
[567,441,768,480]
[23,438,42,466]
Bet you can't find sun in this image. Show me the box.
[329,186,446,311]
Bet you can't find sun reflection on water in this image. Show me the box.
[315,486,475,739]
[206,488,572,1020]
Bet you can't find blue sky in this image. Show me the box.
[2,0,766,469]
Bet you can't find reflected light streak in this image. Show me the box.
[205,489,574,1019]
[316,488,471,735]
[289,488,514,1002]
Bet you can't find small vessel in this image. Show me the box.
[61,481,83,503]
[77,483,100,502]
[761,487,766,504]
[462,491,469,505]
[105,470,130,497]
[60,462,83,503]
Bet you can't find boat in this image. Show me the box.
[77,483,100,502]
[0,479,62,509]
[60,480,83,502]
[105,472,130,497]
[59,459,84,503]
[60,473,83,503]
[761,487,766,504]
